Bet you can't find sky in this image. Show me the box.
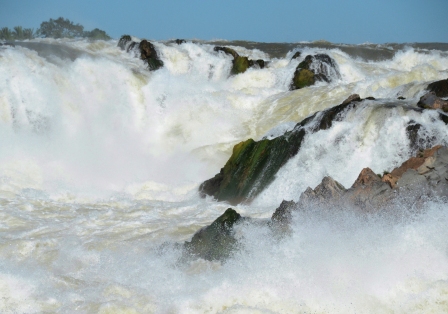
[1,0,447,44]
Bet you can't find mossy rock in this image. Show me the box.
[290,54,339,90]
[184,208,242,261]
[231,56,250,75]
[214,46,240,59]
[290,68,315,90]
[199,101,356,204]
[118,35,132,50]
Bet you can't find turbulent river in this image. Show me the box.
[1,38,448,313]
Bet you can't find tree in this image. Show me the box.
[0,27,13,40]
[12,26,24,39]
[23,28,35,40]
[38,17,84,38]
[84,28,111,40]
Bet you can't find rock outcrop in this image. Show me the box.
[272,145,448,223]
[418,91,448,112]
[427,78,448,98]
[290,54,340,90]
[117,35,164,71]
[189,145,448,262]
[183,208,242,261]
[214,46,266,75]
[199,95,363,205]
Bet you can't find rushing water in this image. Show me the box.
[1,38,448,313]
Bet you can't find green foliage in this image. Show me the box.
[38,17,84,38]
[1,18,110,41]
[0,27,13,40]
[0,26,35,40]
[84,28,111,40]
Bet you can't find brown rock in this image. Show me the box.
[427,78,448,98]
[341,94,361,105]
[417,92,448,112]
[382,145,443,187]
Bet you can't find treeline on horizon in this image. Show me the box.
[0,17,110,40]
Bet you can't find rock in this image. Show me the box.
[417,91,448,112]
[271,200,296,224]
[406,122,423,152]
[341,94,361,105]
[199,101,356,204]
[175,39,186,45]
[427,78,448,98]
[345,168,394,210]
[118,35,132,50]
[398,96,406,100]
[139,40,164,71]
[291,51,302,60]
[214,46,266,75]
[184,208,242,261]
[214,46,239,59]
[382,145,443,188]
[290,68,315,89]
[300,176,346,204]
[231,56,250,75]
[290,54,340,90]
[365,96,376,100]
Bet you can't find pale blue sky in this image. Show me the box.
[1,0,447,43]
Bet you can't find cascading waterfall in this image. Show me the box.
[1,38,448,313]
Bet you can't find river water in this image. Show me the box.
[1,38,448,313]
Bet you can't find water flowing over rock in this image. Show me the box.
[272,145,448,224]
[214,46,266,75]
[117,35,164,71]
[290,53,340,90]
[199,96,363,204]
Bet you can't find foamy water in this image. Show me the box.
[1,38,448,313]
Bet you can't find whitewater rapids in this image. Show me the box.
[1,38,448,313]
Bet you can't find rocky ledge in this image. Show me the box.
[186,145,448,262]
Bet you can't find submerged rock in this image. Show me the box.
[290,54,340,90]
[184,208,242,261]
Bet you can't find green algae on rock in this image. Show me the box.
[199,98,363,205]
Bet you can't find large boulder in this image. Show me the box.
[417,91,448,112]
[184,208,242,261]
[200,98,360,204]
[139,40,164,71]
[290,54,340,90]
[427,78,448,98]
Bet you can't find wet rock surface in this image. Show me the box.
[117,35,164,71]
[183,208,242,261]
[427,78,448,98]
[214,46,266,75]
[418,91,448,112]
[290,54,340,90]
